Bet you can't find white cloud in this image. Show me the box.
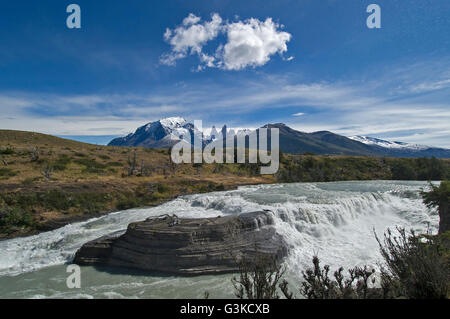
[409,79,450,93]
[219,18,291,70]
[160,13,222,66]
[183,13,201,26]
[292,112,305,117]
[161,14,292,70]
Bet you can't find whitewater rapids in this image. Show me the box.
[0,181,439,298]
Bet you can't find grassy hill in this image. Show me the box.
[0,130,273,238]
[0,129,449,239]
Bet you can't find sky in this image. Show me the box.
[0,0,449,147]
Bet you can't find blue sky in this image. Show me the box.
[0,0,449,147]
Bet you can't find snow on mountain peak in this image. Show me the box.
[159,117,187,129]
[349,135,430,151]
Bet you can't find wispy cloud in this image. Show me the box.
[1,58,449,148]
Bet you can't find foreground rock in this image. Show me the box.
[73,211,288,275]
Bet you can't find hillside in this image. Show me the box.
[0,129,449,239]
[265,124,380,156]
[0,129,273,239]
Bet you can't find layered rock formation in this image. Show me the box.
[73,211,287,275]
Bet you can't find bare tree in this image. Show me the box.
[41,164,53,181]
[127,150,138,176]
[0,155,7,166]
[30,146,39,162]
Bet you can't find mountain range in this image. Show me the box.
[108,117,450,158]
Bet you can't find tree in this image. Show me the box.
[422,181,450,234]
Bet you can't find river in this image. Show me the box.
[0,181,438,299]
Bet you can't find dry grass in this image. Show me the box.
[0,130,273,239]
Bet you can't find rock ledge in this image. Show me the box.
[73,211,287,275]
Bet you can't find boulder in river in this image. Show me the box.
[73,211,288,275]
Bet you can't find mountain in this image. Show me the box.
[349,136,450,158]
[349,136,429,150]
[108,118,450,158]
[262,124,380,156]
[108,117,200,149]
[109,117,246,149]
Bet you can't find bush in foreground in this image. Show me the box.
[376,228,449,299]
[422,180,450,234]
[231,255,290,299]
[231,228,449,299]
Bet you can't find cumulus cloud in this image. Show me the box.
[161,13,292,70]
[218,18,291,70]
[160,13,223,66]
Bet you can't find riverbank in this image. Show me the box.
[0,176,273,240]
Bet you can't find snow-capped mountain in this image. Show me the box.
[349,136,431,151]
[109,117,200,148]
[108,117,249,149]
[108,118,450,158]
[348,135,450,157]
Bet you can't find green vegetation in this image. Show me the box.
[73,152,87,157]
[0,207,34,235]
[72,157,106,172]
[232,255,289,299]
[0,168,17,179]
[0,146,14,155]
[51,154,72,171]
[376,228,449,299]
[229,228,449,299]
[422,180,450,234]
[276,155,450,182]
[299,256,378,299]
[0,178,232,239]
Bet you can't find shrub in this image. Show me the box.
[52,154,72,171]
[21,177,40,185]
[375,227,449,299]
[157,184,170,194]
[0,168,17,178]
[422,181,450,234]
[116,195,141,210]
[107,161,123,167]
[391,161,416,180]
[300,256,378,299]
[73,152,87,157]
[232,255,289,299]
[0,146,14,155]
[0,207,34,233]
[74,158,107,174]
